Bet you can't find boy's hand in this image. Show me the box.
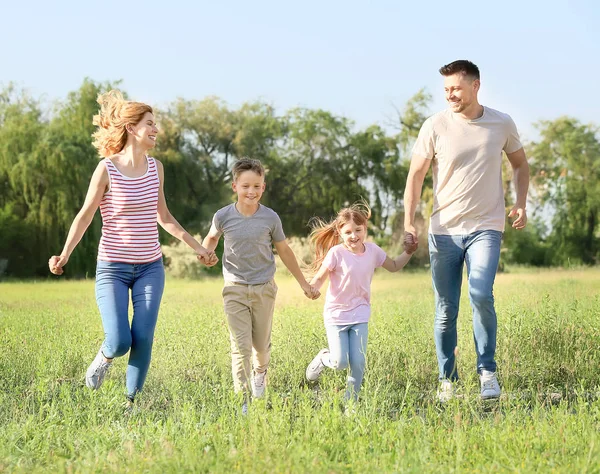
[197,250,219,267]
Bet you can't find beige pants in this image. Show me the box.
[222,280,278,393]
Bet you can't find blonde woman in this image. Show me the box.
[49,90,214,408]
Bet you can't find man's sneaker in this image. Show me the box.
[251,370,268,399]
[480,370,501,400]
[85,349,113,389]
[437,379,455,403]
[241,402,249,416]
[306,349,329,382]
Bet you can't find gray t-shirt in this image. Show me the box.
[212,203,286,284]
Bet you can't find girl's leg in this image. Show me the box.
[127,259,165,399]
[346,323,369,401]
[324,325,349,370]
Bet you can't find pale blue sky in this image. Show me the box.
[2,0,598,142]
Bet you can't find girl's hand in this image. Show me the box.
[49,255,69,275]
[302,282,320,300]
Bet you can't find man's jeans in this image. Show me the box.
[428,231,502,380]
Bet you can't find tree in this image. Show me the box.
[529,117,600,265]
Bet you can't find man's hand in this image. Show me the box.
[403,228,419,254]
[508,206,527,230]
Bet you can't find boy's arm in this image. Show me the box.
[381,251,413,273]
[201,222,221,267]
[273,239,320,299]
[309,263,330,292]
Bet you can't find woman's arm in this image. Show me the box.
[49,162,109,275]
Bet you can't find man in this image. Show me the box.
[403,60,529,401]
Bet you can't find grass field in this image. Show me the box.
[1,268,600,473]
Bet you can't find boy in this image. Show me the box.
[203,158,318,414]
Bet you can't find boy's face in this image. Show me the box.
[232,170,265,206]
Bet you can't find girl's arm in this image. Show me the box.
[309,263,330,292]
[155,159,213,262]
[381,251,413,273]
[49,162,109,275]
[274,239,320,299]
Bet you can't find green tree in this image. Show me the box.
[529,117,600,265]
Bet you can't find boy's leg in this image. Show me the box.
[250,280,277,373]
[223,282,253,394]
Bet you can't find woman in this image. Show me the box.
[49,90,213,408]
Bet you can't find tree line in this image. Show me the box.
[0,79,597,278]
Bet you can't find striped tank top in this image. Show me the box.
[97,156,162,263]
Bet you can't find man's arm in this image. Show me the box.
[506,147,530,230]
[403,155,431,249]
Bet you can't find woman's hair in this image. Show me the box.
[91,90,153,157]
[308,201,371,274]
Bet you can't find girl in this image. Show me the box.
[48,90,214,408]
[305,202,414,402]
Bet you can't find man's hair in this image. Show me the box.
[232,158,265,181]
[439,60,480,81]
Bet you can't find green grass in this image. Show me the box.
[1,269,600,473]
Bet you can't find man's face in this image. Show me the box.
[444,73,480,114]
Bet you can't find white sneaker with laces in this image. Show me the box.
[480,370,501,400]
[306,349,329,382]
[251,369,268,398]
[437,379,455,403]
[85,349,113,389]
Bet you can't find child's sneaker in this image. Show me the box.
[251,369,268,399]
[85,349,113,389]
[480,370,501,400]
[437,379,455,403]
[306,349,329,382]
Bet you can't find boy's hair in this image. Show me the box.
[439,60,480,81]
[308,200,371,274]
[232,158,265,181]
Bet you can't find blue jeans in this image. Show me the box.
[95,259,165,398]
[428,231,502,380]
[324,323,369,401]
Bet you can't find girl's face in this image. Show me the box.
[339,220,366,253]
[129,112,158,151]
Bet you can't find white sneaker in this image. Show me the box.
[480,370,501,400]
[437,379,455,403]
[85,349,113,389]
[251,370,268,399]
[306,349,329,382]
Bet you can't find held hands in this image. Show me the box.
[196,248,219,267]
[302,282,321,300]
[508,206,527,230]
[48,255,69,275]
[403,229,418,255]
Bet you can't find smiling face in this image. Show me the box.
[339,219,367,253]
[128,112,158,151]
[232,170,265,206]
[444,73,480,115]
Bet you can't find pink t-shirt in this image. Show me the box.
[322,242,388,325]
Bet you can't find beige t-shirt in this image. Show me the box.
[412,106,523,235]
